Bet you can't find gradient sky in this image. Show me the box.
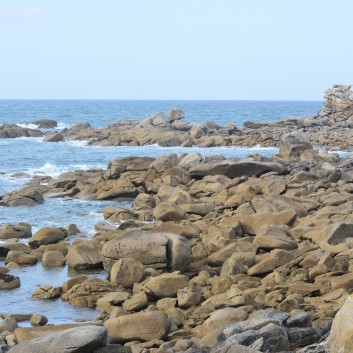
[1,1,352,100]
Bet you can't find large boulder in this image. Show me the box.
[0,187,44,207]
[189,160,287,178]
[247,249,294,276]
[5,250,38,265]
[0,223,32,240]
[153,202,186,222]
[279,131,313,159]
[61,278,113,308]
[30,119,58,129]
[0,124,43,139]
[217,309,319,353]
[28,227,67,248]
[194,308,249,347]
[110,258,144,288]
[143,272,189,299]
[104,311,171,343]
[327,294,353,353]
[0,273,20,289]
[253,224,297,250]
[66,240,103,269]
[102,230,192,272]
[8,326,107,353]
[105,157,155,179]
[42,251,66,267]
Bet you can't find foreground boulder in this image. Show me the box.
[104,311,171,343]
[189,160,287,178]
[327,294,353,353]
[102,230,192,272]
[217,309,320,352]
[9,326,107,353]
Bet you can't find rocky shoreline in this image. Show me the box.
[1,86,353,352]
[1,85,353,151]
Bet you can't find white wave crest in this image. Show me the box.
[16,123,39,129]
[65,140,89,147]
[25,163,90,178]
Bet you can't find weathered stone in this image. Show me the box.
[42,251,65,267]
[110,258,144,288]
[0,274,20,289]
[5,251,37,265]
[104,311,171,343]
[189,160,287,179]
[28,227,66,249]
[194,308,249,347]
[9,326,107,353]
[0,223,32,240]
[30,314,48,327]
[153,202,186,222]
[102,231,191,272]
[327,295,353,353]
[66,240,103,269]
[177,286,202,308]
[32,285,62,299]
[247,249,294,276]
[143,272,189,299]
[253,224,297,250]
[279,131,313,159]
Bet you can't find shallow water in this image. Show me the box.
[0,261,106,326]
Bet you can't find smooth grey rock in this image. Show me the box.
[218,323,290,353]
[189,160,287,178]
[8,326,107,353]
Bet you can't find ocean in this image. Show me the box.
[0,99,322,324]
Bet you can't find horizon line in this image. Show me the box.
[0,98,324,102]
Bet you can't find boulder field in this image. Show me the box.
[1,86,353,352]
[2,85,353,151]
[2,147,353,352]
[43,84,353,151]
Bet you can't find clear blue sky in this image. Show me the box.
[0,1,352,100]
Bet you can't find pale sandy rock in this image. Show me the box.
[104,311,171,343]
[327,295,353,353]
[110,258,144,288]
[66,240,103,269]
[143,272,189,299]
[247,249,295,276]
[42,251,65,267]
[28,227,66,249]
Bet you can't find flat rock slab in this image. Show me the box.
[189,160,287,178]
[9,326,107,353]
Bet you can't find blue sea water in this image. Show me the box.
[0,99,322,128]
[0,100,323,324]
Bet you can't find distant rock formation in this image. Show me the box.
[317,85,353,122]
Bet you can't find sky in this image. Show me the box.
[0,1,352,100]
